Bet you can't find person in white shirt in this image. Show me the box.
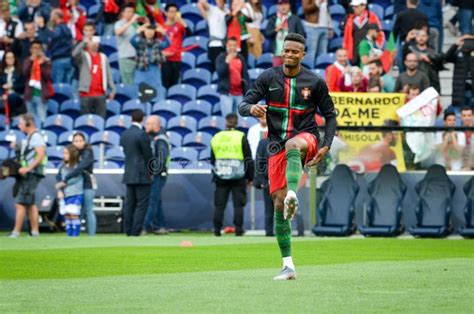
[435,111,466,171]
[247,116,268,160]
[241,0,265,58]
[198,0,228,73]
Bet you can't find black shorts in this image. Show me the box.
[15,174,42,206]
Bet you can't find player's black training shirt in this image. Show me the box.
[239,66,337,151]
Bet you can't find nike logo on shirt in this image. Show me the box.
[269,87,279,91]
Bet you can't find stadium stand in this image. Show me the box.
[459,177,474,238]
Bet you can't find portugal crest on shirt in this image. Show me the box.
[301,87,311,100]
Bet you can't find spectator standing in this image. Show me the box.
[17,0,50,24]
[216,37,250,117]
[120,109,153,236]
[56,145,84,237]
[264,0,305,67]
[198,0,227,73]
[460,107,473,171]
[114,5,139,85]
[60,0,87,43]
[17,21,40,64]
[394,53,430,92]
[8,113,46,238]
[444,35,474,109]
[211,113,254,237]
[23,40,52,123]
[144,115,170,235]
[254,136,274,237]
[404,29,443,92]
[367,59,395,93]
[247,115,268,160]
[0,2,24,55]
[161,3,190,89]
[0,51,26,118]
[393,0,428,44]
[325,48,350,92]
[302,0,333,60]
[358,23,384,73]
[43,9,74,84]
[131,22,169,98]
[73,36,116,118]
[338,66,368,92]
[343,0,384,67]
[417,0,443,52]
[455,0,474,35]
[226,0,252,59]
[434,111,466,171]
[242,0,265,59]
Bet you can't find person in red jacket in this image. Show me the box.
[325,48,350,92]
[342,0,384,66]
[60,0,86,42]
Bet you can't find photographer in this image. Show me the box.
[8,113,46,238]
[435,111,466,171]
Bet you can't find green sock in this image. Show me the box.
[286,149,302,192]
[275,211,291,257]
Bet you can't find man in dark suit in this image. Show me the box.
[120,109,153,236]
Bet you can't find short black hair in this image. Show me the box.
[227,36,238,43]
[284,33,305,46]
[166,3,178,11]
[408,84,421,91]
[225,113,238,127]
[84,21,96,29]
[368,59,383,68]
[131,109,145,123]
[30,40,43,48]
[444,111,456,121]
[408,0,419,6]
[460,106,473,113]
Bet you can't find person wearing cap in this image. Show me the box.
[73,34,116,118]
[343,0,384,67]
[264,0,305,67]
[358,23,384,74]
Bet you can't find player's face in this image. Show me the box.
[282,41,305,68]
[461,110,473,126]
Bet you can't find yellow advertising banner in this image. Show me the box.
[330,93,407,172]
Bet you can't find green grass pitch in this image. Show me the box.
[1,234,473,313]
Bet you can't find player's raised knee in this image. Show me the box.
[285,139,300,151]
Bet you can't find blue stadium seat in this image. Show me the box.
[212,102,222,116]
[182,131,212,150]
[46,161,57,169]
[47,99,59,115]
[112,68,121,84]
[106,99,122,118]
[409,165,455,238]
[115,84,138,105]
[108,52,119,70]
[297,6,304,18]
[58,130,89,146]
[180,3,203,23]
[382,19,394,39]
[60,99,81,119]
[47,146,65,166]
[100,35,118,55]
[167,115,197,136]
[152,99,182,120]
[198,116,225,136]
[267,4,278,17]
[197,84,220,105]
[194,19,209,36]
[256,53,273,69]
[312,69,326,78]
[39,130,57,147]
[182,68,212,89]
[0,146,9,161]
[182,36,208,56]
[87,3,101,19]
[315,53,335,69]
[260,19,268,31]
[0,114,5,131]
[329,4,346,23]
[159,116,168,129]
[43,114,74,135]
[52,83,74,104]
[384,5,394,20]
[181,52,197,73]
[94,161,121,169]
[80,0,97,11]
[185,161,212,170]
[167,84,197,104]
[199,147,211,161]
[90,130,120,147]
[247,54,256,69]
[211,72,218,84]
[196,53,211,71]
[302,53,315,69]
[74,114,105,135]
[105,114,131,134]
[0,129,25,147]
[170,147,199,163]
[92,145,101,162]
[368,3,384,21]
[358,165,407,237]
[166,131,183,148]
[249,68,265,83]
[329,37,343,52]
[312,165,359,236]
[122,99,149,115]
[182,100,212,121]
[459,177,474,238]
[237,116,259,133]
[105,147,125,167]
[183,19,195,33]
[332,20,342,38]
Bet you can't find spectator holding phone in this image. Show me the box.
[115,4,140,85]
[435,111,466,171]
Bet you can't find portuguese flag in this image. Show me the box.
[381,32,397,73]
